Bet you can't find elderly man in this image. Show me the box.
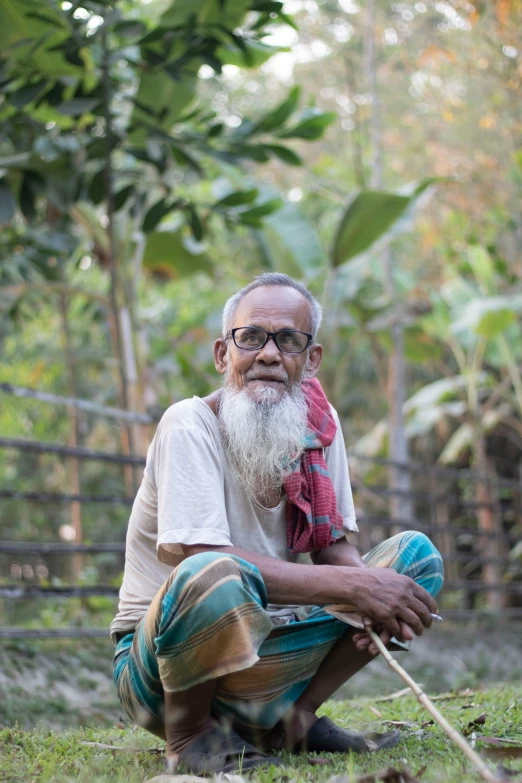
[110,273,443,775]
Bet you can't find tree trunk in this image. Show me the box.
[59,294,83,582]
[102,21,139,494]
[474,429,503,611]
[364,0,413,524]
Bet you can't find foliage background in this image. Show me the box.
[1,0,522,627]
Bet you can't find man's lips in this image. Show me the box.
[246,376,287,384]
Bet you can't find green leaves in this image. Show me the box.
[142,229,211,278]
[258,200,324,278]
[251,86,300,134]
[56,98,100,116]
[278,108,336,140]
[215,189,258,207]
[0,182,16,224]
[263,144,303,166]
[332,182,434,267]
[236,198,282,226]
[451,294,522,339]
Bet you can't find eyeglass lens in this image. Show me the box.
[234,327,308,353]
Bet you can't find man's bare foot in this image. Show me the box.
[261,708,318,750]
[166,716,215,756]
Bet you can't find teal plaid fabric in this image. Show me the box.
[113,531,443,739]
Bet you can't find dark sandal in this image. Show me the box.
[178,723,283,775]
[300,716,401,754]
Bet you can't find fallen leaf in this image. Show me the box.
[480,746,522,761]
[459,704,478,710]
[421,721,434,728]
[478,737,522,747]
[469,712,487,728]
[381,721,417,728]
[465,712,487,734]
[79,742,163,753]
[308,757,332,766]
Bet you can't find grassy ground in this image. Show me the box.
[1,683,522,783]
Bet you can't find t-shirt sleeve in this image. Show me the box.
[324,409,358,534]
[154,427,232,555]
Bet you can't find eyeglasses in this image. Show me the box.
[226,327,312,354]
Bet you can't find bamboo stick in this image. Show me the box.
[366,628,499,783]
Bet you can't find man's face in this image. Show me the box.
[214,286,322,402]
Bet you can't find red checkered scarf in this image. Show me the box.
[283,378,344,553]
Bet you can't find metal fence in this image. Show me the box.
[1,383,521,638]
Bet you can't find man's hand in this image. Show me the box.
[352,622,413,656]
[341,566,437,640]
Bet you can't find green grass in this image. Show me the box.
[1,684,521,782]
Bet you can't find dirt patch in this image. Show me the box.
[1,624,521,729]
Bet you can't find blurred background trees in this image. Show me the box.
[1,0,522,620]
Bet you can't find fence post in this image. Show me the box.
[428,467,457,585]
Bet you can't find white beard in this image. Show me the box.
[218,373,308,504]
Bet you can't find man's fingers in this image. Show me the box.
[397,607,425,636]
[398,621,413,641]
[380,616,402,638]
[413,582,438,614]
[410,598,433,628]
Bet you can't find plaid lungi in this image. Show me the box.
[113,531,443,739]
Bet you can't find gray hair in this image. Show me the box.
[222,273,323,340]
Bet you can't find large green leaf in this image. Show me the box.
[331,181,434,267]
[258,201,325,279]
[467,244,495,293]
[451,294,522,339]
[439,408,503,464]
[142,230,212,278]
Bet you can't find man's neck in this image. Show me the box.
[202,390,221,416]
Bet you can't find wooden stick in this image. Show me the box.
[366,628,499,783]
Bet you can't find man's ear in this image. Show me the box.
[304,343,322,379]
[214,338,228,375]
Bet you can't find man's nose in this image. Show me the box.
[255,335,282,363]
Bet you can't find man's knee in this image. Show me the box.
[177,550,240,576]
[401,531,444,596]
[171,551,243,596]
[166,551,266,607]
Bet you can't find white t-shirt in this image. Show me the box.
[110,396,357,638]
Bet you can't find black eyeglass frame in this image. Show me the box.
[226,327,313,354]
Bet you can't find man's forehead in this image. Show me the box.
[232,286,312,329]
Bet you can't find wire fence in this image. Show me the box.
[1,383,521,638]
